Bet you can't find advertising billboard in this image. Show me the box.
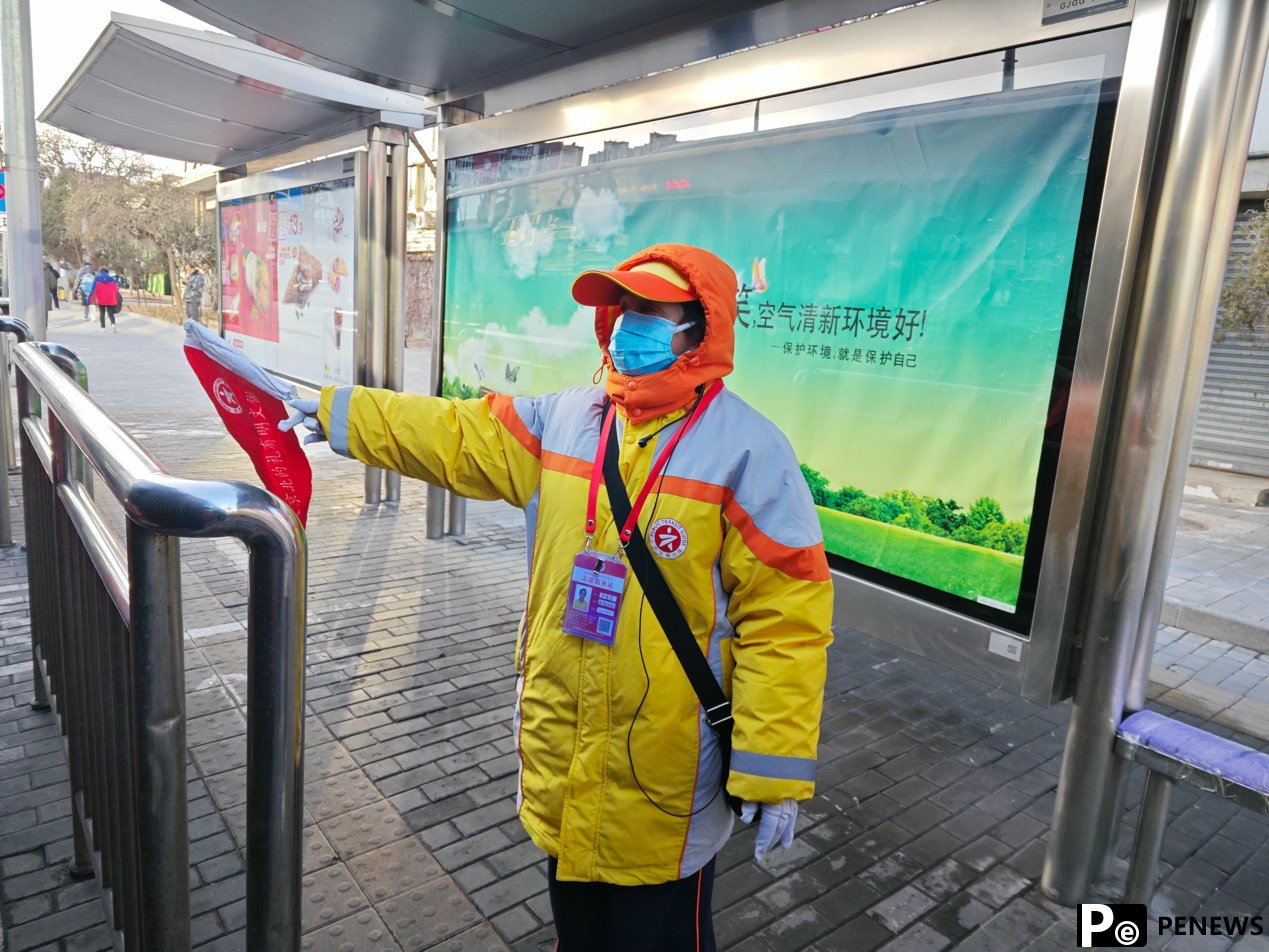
[440,66,1115,636]
[219,162,358,387]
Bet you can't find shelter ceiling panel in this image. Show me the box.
[44,105,232,165]
[91,36,354,132]
[451,0,770,48]
[163,0,558,94]
[161,0,780,98]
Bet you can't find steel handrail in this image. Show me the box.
[14,341,307,951]
[0,317,31,546]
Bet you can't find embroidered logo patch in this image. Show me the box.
[649,518,687,559]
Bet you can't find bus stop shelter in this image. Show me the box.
[27,1,1269,949]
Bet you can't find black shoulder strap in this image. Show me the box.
[602,418,734,738]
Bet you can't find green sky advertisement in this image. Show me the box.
[442,81,1102,613]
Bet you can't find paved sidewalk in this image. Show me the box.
[1166,497,1269,653]
[0,308,1267,951]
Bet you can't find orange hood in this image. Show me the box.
[593,244,737,421]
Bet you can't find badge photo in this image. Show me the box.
[649,518,688,559]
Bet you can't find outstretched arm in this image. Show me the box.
[316,385,545,508]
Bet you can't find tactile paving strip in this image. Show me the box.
[306,742,361,782]
[205,767,246,810]
[186,684,236,718]
[300,909,403,952]
[347,834,444,903]
[320,801,413,859]
[378,877,483,951]
[431,924,513,952]
[302,863,371,932]
[307,770,382,823]
[304,825,339,873]
[190,735,248,775]
[186,708,247,747]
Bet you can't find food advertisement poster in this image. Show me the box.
[440,81,1105,622]
[220,176,356,386]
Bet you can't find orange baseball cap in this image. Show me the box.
[571,260,697,305]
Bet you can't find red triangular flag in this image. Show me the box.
[183,321,312,526]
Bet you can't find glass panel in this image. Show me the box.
[441,27,1128,634]
[219,177,357,387]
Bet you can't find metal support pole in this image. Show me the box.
[1044,0,1268,905]
[385,138,408,505]
[426,116,451,541]
[1127,7,1269,711]
[426,485,446,539]
[127,524,190,950]
[0,0,47,340]
[1125,771,1174,904]
[431,111,470,537]
[364,129,390,505]
[1091,754,1129,884]
[446,492,467,537]
[244,522,307,951]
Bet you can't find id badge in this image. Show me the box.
[563,551,627,646]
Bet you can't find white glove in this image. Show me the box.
[739,798,798,862]
[278,398,326,444]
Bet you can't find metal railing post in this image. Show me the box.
[0,317,30,547]
[46,407,94,882]
[244,517,307,949]
[127,522,190,949]
[1,335,17,470]
[35,342,93,492]
[16,366,49,712]
[13,342,307,951]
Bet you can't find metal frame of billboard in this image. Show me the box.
[431,0,1177,704]
[215,152,367,389]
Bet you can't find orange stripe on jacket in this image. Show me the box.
[723,493,830,582]
[542,450,591,480]
[486,394,541,458]
[656,475,727,506]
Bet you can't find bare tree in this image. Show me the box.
[63,172,212,299]
[1218,201,1269,342]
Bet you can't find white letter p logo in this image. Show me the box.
[1079,903,1114,947]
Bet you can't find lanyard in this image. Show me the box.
[585,379,724,547]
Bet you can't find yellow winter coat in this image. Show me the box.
[318,244,832,885]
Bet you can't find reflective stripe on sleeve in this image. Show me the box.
[329,386,354,458]
[730,749,816,782]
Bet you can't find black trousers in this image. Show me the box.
[548,857,717,952]
[98,305,116,327]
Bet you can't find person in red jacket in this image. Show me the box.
[87,267,121,332]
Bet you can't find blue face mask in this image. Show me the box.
[609,311,698,376]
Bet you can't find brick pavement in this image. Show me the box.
[0,307,1267,950]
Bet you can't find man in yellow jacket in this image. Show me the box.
[285,243,832,951]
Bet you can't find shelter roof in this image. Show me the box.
[156,0,901,113]
[39,14,432,167]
